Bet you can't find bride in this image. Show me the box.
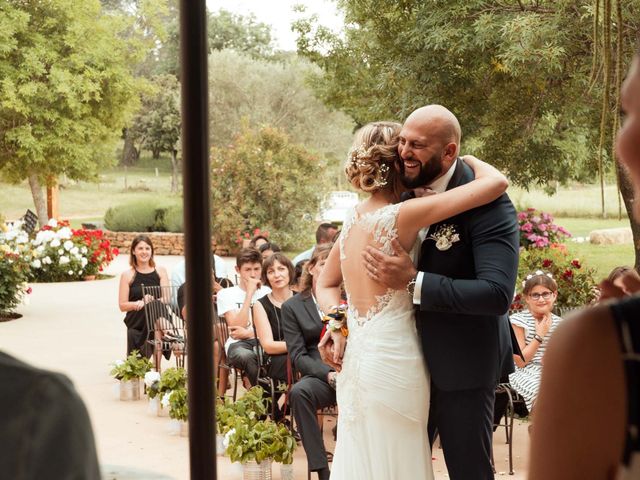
[316,121,508,480]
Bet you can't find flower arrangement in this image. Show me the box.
[234,227,270,246]
[157,367,187,411]
[0,221,32,316]
[110,350,153,381]
[511,245,598,313]
[144,371,162,398]
[28,219,118,282]
[517,208,571,249]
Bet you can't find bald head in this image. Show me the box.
[405,105,461,152]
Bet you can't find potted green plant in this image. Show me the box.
[144,370,162,415]
[157,367,187,417]
[166,386,188,437]
[110,350,152,401]
[216,396,237,455]
[272,422,297,480]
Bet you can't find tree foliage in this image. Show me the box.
[0,0,143,222]
[210,125,326,250]
[294,0,640,188]
[208,50,354,184]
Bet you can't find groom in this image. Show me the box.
[363,105,519,479]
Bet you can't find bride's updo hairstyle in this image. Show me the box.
[345,121,401,194]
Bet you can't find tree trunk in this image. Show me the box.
[121,128,140,166]
[616,161,640,271]
[152,147,161,159]
[28,173,48,227]
[170,149,179,193]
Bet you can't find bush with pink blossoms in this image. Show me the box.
[517,208,571,249]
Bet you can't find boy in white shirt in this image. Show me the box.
[217,248,270,386]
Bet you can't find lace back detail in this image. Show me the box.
[340,203,403,326]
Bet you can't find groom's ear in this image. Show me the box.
[443,142,458,162]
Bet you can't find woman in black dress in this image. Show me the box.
[118,235,169,360]
[253,252,295,384]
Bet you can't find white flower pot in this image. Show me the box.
[148,397,160,415]
[279,463,294,480]
[242,459,272,480]
[216,434,226,456]
[119,378,141,401]
[179,420,189,437]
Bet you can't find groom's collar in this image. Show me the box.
[427,160,457,194]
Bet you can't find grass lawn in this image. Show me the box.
[565,242,635,280]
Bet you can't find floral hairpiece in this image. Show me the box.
[347,144,389,187]
[522,270,554,288]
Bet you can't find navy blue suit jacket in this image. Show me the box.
[416,158,519,391]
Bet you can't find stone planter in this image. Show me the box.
[242,460,272,480]
[216,433,226,456]
[83,275,96,281]
[279,463,294,480]
[119,378,141,401]
[179,420,189,437]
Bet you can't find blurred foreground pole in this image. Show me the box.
[180,1,216,478]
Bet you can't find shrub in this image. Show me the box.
[110,350,153,381]
[104,201,160,232]
[104,200,183,232]
[163,205,184,233]
[517,208,571,249]
[0,240,30,315]
[512,244,598,312]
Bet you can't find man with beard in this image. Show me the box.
[362,105,520,479]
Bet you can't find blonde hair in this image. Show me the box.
[344,121,401,194]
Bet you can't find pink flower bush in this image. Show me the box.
[517,208,571,249]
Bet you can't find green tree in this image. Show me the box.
[208,49,354,188]
[0,0,142,225]
[294,0,640,267]
[129,74,181,192]
[210,124,326,250]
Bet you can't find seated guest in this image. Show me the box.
[606,265,639,297]
[292,223,338,267]
[292,259,309,293]
[253,253,295,383]
[258,241,281,260]
[118,235,169,361]
[217,248,270,387]
[509,271,563,414]
[249,235,269,249]
[282,244,335,480]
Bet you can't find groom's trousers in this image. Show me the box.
[290,376,336,472]
[428,384,496,480]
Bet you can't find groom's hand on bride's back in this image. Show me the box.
[363,238,416,290]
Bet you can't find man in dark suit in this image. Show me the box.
[363,105,519,479]
[282,243,336,480]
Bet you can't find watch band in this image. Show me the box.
[533,334,544,343]
[406,277,417,297]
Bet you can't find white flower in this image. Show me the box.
[144,371,161,387]
[114,359,125,366]
[34,230,55,245]
[31,259,42,269]
[67,270,73,275]
[57,227,72,239]
[81,257,88,266]
[42,256,52,265]
[81,246,88,254]
[58,249,64,255]
[161,392,172,409]
[36,245,45,253]
[223,428,236,449]
[50,238,61,248]
[47,218,58,228]
[70,246,79,255]
[63,240,74,251]
[59,256,70,265]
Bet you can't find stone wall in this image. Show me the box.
[104,231,231,256]
[589,227,633,245]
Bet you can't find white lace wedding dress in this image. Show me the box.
[330,203,433,480]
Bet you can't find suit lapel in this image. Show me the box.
[302,295,321,324]
[445,157,466,191]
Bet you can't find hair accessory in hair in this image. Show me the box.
[347,144,389,188]
[522,270,554,288]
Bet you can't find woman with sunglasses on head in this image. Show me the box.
[508,272,562,415]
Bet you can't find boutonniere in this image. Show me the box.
[428,224,460,251]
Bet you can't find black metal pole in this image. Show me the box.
[179,1,216,478]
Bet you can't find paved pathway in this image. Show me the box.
[0,254,529,479]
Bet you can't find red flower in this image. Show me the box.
[542,259,553,268]
[571,259,581,268]
[562,269,573,280]
[26,287,32,294]
[113,248,119,256]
